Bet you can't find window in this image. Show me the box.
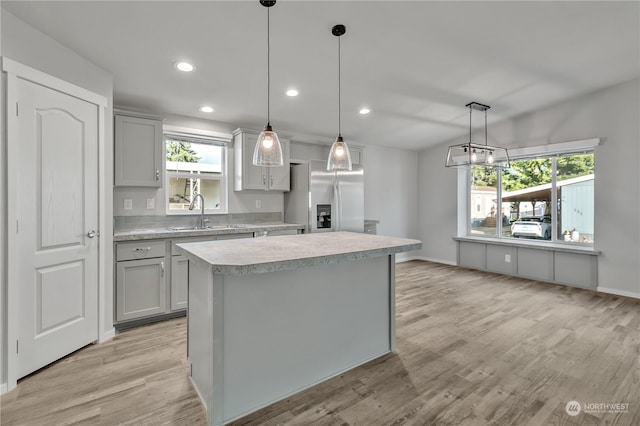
[468,147,594,245]
[165,131,228,214]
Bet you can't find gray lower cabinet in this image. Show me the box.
[116,232,256,325]
[456,238,598,290]
[171,255,189,311]
[116,239,173,324]
[116,256,167,322]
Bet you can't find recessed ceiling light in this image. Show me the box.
[359,108,370,115]
[286,89,299,97]
[175,61,195,72]
[200,106,214,113]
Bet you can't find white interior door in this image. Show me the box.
[14,77,99,379]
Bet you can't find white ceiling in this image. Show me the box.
[3,1,639,151]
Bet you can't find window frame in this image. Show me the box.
[465,138,599,246]
[163,126,231,215]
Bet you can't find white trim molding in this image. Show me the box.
[397,256,457,266]
[597,287,640,300]
[508,138,600,160]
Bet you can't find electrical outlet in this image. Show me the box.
[256,199,262,209]
[124,199,132,210]
[146,198,155,209]
[505,254,511,263]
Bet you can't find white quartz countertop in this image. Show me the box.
[113,222,304,241]
[176,231,422,276]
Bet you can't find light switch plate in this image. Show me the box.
[124,199,133,210]
[256,199,262,209]
[146,198,155,209]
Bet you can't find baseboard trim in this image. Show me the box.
[99,327,116,343]
[597,287,640,300]
[396,256,456,266]
[1,382,7,395]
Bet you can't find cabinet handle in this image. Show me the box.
[160,262,165,277]
[270,175,274,187]
[263,175,266,185]
[133,247,151,252]
[155,169,160,181]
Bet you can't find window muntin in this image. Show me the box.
[165,134,227,214]
[468,151,594,245]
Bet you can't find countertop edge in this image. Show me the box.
[175,239,422,276]
[114,223,305,241]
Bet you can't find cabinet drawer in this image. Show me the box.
[117,240,166,261]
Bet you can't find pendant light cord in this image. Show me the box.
[338,35,342,137]
[267,6,271,125]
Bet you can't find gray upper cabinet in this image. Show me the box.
[233,128,290,191]
[114,110,164,187]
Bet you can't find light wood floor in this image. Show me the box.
[2,261,639,425]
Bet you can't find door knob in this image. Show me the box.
[87,230,100,238]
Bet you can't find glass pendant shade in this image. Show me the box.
[253,124,283,166]
[327,135,352,171]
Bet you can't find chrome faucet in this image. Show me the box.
[189,193,206,228]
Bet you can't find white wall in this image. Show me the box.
[1,11,115,386]
[361,146,419,259]
[418,78,640,297]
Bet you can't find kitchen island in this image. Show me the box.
[176,232,421,426]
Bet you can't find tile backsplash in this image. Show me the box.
[114,212,283,232]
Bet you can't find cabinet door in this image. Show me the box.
[241,133,268,190]
[171,255,189,311]
[116,258,167,322]
[114,114,163,187]
[268,138,290,191]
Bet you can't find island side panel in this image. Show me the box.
[188,262,218,426]
[221,255,392,423]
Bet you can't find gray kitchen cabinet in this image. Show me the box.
[116,233,255,325]
[171,255,189,311]
[114,110,164,187]
[116,240,168,322]
[233,128,290,191]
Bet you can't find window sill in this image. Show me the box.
[453,235,600,256]
[166,210,228,216]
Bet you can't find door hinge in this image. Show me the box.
[16,220,19,234]
[16,340,19,354]
[16,102,19,116]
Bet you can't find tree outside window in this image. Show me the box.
[165,134,227,213]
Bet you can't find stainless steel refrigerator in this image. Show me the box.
[284,160,364,233]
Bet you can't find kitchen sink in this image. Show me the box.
[167,226,211,231]
[166,225,242,232]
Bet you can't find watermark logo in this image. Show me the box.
[565,400,630,416]
[566,400,581,416]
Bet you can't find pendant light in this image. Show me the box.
[253,0,284,167]
[445,102,510,169]
[327,24,353,172]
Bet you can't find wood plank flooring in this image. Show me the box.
[2,260,639,425]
